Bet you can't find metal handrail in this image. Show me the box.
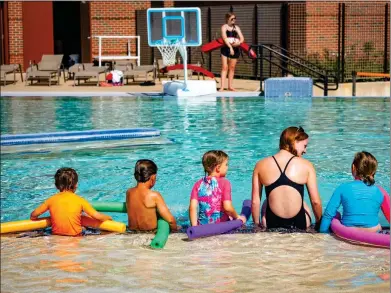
[250,44,339,96]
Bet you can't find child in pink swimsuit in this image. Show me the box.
[189,150,247,226]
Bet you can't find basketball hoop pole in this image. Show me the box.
[180,11,188,91]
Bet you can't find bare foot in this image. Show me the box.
[218,88,225,92]
[228,88,237,91]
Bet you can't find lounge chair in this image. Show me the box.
[114,61,155,84]
[156,59,197,81]
[0,64,23,86]
[71,63,108,86]
[25,54,64,86]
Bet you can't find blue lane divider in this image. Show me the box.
[1,128,161,146]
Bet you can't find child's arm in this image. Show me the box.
[319,186,342,233]
[223,200,246,223]
[222,179,246,223]
[82,199,112,222]
[154,192,178,231]
[30,202,49,220]
[189,199,199,226]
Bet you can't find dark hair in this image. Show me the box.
[55,168,78,191]
[134,159,158,183]
[202,150,229,175]
[279,126,309,156]
[352,151,378,186]
[225,12,235,22]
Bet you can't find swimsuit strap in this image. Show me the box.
[271,156,283,174]
[283,156,296,173]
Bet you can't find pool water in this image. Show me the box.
[1,96,390,293]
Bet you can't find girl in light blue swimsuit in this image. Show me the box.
[320,151,384,233]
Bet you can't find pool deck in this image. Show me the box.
[0,74,389,97]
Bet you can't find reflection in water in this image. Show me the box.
[55,98,93,131]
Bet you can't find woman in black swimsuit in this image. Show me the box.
[219,13,244,92]
[251,126,323,230]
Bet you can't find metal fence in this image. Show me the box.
[136,1,389,83]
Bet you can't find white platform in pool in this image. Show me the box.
[162,80,217,97]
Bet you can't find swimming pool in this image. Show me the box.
[1,96,390,292]
[1,96,389,225]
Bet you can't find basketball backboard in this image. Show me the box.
[147,7,202,46]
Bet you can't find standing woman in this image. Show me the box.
[219,12,244,92]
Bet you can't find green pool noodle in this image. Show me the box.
[91,201,127,213]
[150,218,170,249]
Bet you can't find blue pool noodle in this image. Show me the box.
[186,199,252,240]
[0,128,160,146]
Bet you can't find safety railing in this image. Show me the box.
[250,44,339,96]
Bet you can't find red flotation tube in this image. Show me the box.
[201,38,257,59]
[160,64,215,79]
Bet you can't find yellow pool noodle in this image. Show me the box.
[1,217,52,234]
[1,216,126,234]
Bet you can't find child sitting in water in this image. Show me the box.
[126,159,177,231]
[319,151,384,233]
[30,168,112,236]
[189,150,247,226]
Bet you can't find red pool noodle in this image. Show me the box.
[186,199,251,240]
[378,185,390,223]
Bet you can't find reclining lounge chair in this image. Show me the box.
[25,55,64,86]
[0,64,23,86]
[114,61,156,85]
[70,63,108,86]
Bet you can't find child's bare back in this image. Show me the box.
[126,187,158,231]
[126,160,177,232]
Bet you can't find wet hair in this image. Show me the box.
[279,126,309,156]
[225,12,235,22]
[202,150,229,175]
[55,168,78,191]
[134,159,158,183]
[352,151,378,186]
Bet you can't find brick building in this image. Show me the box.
[0,1,388,81]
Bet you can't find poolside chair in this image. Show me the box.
[114,61,155,85]
[72,63,109,86]
[25,54,64,86]
[0,64,23,86]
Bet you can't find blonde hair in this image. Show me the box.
[202,150,229,175]
[352,151,378,186]
[279,126,309,156]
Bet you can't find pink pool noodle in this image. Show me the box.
[331,212,390,249]
[186,199,251,240]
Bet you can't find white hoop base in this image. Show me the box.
[162,80,217,97]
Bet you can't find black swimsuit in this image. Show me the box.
[264,156,307,230]
[221,25,240,59]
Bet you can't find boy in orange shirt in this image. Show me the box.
[30,168,112,236]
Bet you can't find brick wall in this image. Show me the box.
[90,1,151,59]
[8,2,24,69]
[305,3,339,57]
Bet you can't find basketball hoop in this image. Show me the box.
[156,39,181,66]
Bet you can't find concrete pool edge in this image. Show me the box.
[0,91,389,98]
